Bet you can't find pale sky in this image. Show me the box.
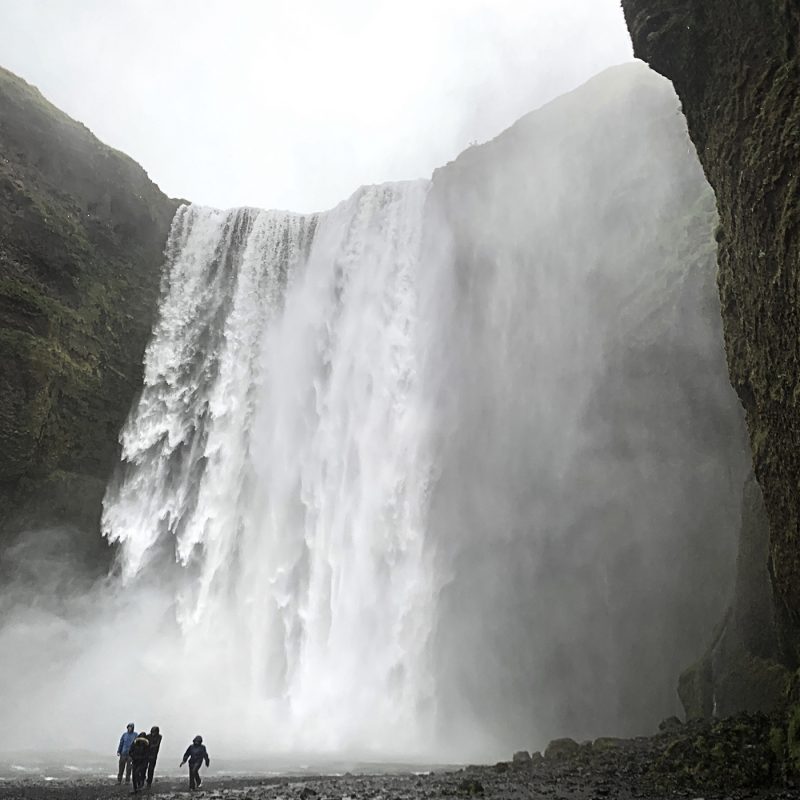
[0,0,633,212]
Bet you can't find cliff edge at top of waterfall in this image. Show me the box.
[435,60,669,172]
[0,65,180,549]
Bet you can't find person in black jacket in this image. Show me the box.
[179,735,210,790]
[145,726,162,788]
[128,731,150,793]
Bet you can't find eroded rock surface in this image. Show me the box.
[0,67,179,547]
[622,1,800,666]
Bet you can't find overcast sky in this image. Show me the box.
[0,0,633,212]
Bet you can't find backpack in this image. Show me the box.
[130,737,149,760]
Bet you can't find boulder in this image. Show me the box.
[545,737,580,759]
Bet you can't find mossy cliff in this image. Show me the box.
[622,0,800,718]
[0,67,179,547]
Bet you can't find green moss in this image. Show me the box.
[0,326,98,379]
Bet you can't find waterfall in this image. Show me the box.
[0,67,748,761]
[102,182,440,755]
[100,173,613,757]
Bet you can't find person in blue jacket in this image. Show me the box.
[116,723,137,784]
[179,735,210,790]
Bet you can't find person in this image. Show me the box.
[179,735,210,791]
[145,725,162,788]
[116,723,137,785]
[128,730,150,793]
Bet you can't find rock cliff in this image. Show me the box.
[622,1,800,712]
[427,63,749,739]
[0,67,179,551]
[0,59,754,738]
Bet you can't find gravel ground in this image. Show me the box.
[0,762,795,800]
[2,715,798,800]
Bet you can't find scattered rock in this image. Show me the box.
[0,713,790,799]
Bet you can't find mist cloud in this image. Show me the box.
[0,0,632,210]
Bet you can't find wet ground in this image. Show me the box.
[0,762,795,800]
[1,715,798,800]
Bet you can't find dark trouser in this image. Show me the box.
[146,755,158,786]
[188,761,203,790]
[117,755,132,783]
[131,759,148,791]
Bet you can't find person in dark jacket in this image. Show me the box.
[145,726,162,788]
[116,723,137,784]
[128,731,150,793]
[179,735,210,790]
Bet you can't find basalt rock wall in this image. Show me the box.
[0,67,179,555]
[622,1,800,701]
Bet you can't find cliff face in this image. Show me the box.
[622,1,800,692]
[426,63,749,740]
[0,58,756,739]
[0,67,179,547]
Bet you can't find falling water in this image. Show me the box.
[91,65,747,762]
[102,182,440,756]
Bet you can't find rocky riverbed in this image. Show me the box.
[1,715,798,800]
